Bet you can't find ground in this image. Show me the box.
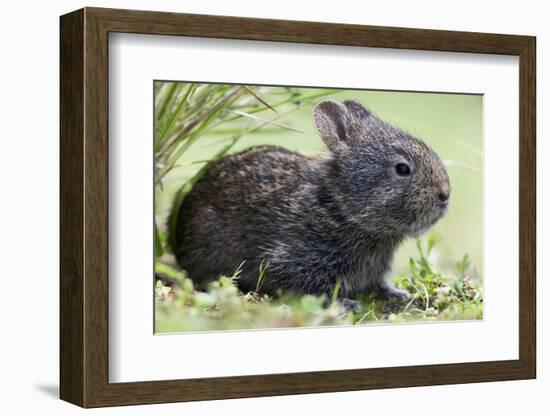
[155,237,483,333]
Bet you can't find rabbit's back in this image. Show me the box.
[174,145,321,291]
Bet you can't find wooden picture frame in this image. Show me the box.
[60,7,536,408]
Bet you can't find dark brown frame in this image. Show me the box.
[60,7,536,408]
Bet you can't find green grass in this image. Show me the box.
[155,236,483,333]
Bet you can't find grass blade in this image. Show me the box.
[227,109,304,133]
[243,86,278,113]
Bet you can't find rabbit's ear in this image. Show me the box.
[313,101,349,152]
[343,100,371,120]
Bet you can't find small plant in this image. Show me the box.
[384,238,483,323]
[255,260,269,293]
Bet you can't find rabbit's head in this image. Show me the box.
[313,100,450,237]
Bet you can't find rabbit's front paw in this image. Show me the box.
[342,298,363,313]
[378,284,410,301]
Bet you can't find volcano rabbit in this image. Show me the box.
[174,100,450,306]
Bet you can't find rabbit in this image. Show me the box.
[173,100,450,308]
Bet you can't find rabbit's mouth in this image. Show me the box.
[430,202,449,224]
[436,200,449,211]
[408,202,449,236]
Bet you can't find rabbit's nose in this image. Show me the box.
[438,187,450,202]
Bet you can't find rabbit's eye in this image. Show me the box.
[395,163,411,176]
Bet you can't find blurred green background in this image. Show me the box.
[156,85,482,279]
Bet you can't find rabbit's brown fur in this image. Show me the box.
[174,100,450,302]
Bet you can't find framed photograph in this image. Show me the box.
[60,7,536,408]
